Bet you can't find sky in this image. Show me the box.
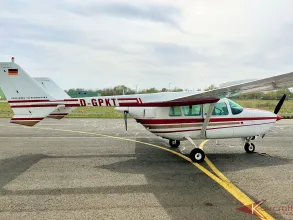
[1,0,293,91]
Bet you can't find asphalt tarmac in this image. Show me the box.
[0,118,293,220]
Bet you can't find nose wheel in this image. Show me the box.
[244,143,255,153]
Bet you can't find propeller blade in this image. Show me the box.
[274,94,286,114]
[124,111,128,131]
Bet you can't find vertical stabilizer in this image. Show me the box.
[0,58,57,126]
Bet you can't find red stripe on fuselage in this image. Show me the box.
[63,99,79,101]
[8,99,50,103]
[8,99,79,103]
[137,117,277,124]
[152,122,275,133]
[65,104,80,107]
[10,103,80,108]
[153,128,201,133]
[210,117,276,122]
[11,104,59,108]
[207,122,275,130]
[137,118,202,124]
[117,98,139,101]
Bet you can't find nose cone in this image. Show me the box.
[276,115,282,121]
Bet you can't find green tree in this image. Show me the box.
[139,88,160,94]
[171,87,184,92]
[204,84,218,91]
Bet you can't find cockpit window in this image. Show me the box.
[228,100,243,115]
[213,102,229,115]
[204,103,229,116]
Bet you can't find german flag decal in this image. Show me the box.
[8,69,18,76]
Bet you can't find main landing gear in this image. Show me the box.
[185,137,205,163]
[169,139,180,148]
[243,137,256,153]
[190,148,205,163]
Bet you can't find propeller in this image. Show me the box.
[124,111,128,131]
[274,94,286,114]
[262,94,286,138]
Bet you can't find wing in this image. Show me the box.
[117,96,220,107]
[171,71,293,101]
[117,71,293,107]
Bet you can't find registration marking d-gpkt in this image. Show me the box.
[24,126,274,219]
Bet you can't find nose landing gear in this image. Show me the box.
[243,137,256,153]
[244,142,255,153]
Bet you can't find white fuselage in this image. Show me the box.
[117,98,278,140]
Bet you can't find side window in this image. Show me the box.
[204,102,229,116]
[182,105,201,116]
[169,106,182,116]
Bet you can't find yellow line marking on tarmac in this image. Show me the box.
[200,140,230,183]
[199,139,209,149]
[2,125,274,219]
[200,140,273,219]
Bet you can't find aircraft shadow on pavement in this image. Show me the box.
[201,152,292,172]
[0,138,288,220]
[0,154,48,189]
[97,138,292,174]
[95,138,288,220]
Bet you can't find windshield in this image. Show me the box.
[228,100,243,115]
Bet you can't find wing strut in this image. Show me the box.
[200,103,216,139]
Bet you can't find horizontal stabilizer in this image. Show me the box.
[34,77,76,119]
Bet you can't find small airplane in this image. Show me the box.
[1,57,293,163]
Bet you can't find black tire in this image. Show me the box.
[169,139,180,148]
[190,148,205,163]
[244,143,255,153]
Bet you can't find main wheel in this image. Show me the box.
[169,139,180,148]
[190,148,205,163]
[244,143,255,153]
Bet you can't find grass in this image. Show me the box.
[0,99,293,118]
[235,99,293,114]
[0,102,13,118]
[68,106,123,118]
